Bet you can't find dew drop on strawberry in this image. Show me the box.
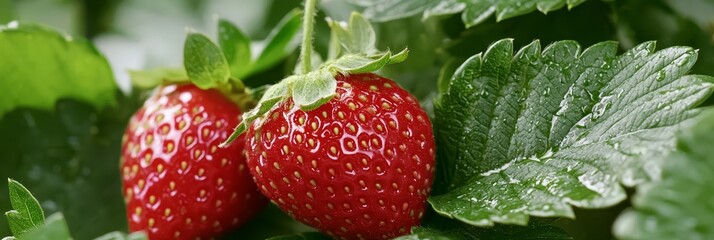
[246,73,436,239]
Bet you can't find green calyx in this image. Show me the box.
[220,11,408,147]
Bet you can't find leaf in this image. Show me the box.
[0,21,116,119]
[431,39,714,226]
[5,179,44,237]
[352,0,590,27]
[613,110,714,240]
[289,70,337,110]
[265,232,331,240]
[218,19,253,79]
[0,94,141,239]
[20,213,71,240]
[128,68,188,89]
[330,12,378,55]
[93,231,147,240]
[397,225,573,240]
[183,32,232,89]
[252,9,301,75]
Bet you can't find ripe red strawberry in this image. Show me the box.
[120,84,266,239]
[245,73,435,239]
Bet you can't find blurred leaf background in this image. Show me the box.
[1,0,714,239]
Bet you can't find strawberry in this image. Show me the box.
[120,84,266,239]
[245,73,435,239]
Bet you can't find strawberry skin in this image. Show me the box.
[246,73,436,239]
[120,84,266,239]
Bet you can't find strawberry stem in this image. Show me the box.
[300,0,317,75]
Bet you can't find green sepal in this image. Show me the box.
[218,19,252,80]
[221,12,408,147]
[183,31,237,89]
[289,70,337,111]
[219,82,288,148]
[325,12,407,73]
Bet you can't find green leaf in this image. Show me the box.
[20,213,71,240]
[218,19,253,79]
[397,225,573,240]
[352,0,590,27]
[93,231,147,240]
[266,232,331,240]
[183,32,232,89]
[5,179,44,237]
[431,39,714,226]
[332,12,378,55]
[128,68,188,89]
[0,94,140,239]
[0,21,116,119]
[328,53,392,74]
[252,9,301,75]
[289,70,337,110]
[613,110,714,240]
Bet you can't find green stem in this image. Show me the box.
[300,0,317,74]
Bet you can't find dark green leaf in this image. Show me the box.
[396,210,572,240]
[0,94,141,239]
[5,179,44,237]
[183,32,232,89]
[0,22,116,119]
[253,9,301,75]
[218,19,253,79]
[613,110,714,240]
[128,68,188,89]
[352,0,589,27]
[20,213,71,240]
[431,39,714,226]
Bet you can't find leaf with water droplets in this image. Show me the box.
[613,110,714,239]
[432,39,714,226]
[351,0,590,27]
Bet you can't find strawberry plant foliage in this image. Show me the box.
[432,39,714,226]
[0,21,116,119]
[349,0,588,27]
[5,179,45,238]
[614,110,714,240]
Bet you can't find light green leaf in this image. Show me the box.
[128,68,188,89]
[0,21,116,119]
[5,179,45,238]
[266,232,331,240]
[183,32,231,89]
[352,0,590,27]
[328,53,392,74]
[289,70,337,111]
[431,39,714,226]
[20,213,71,240]
[93,231,147,240]
[218,19,253,79]
[613,110,714,240]
[328,12,378,55]
[253,9,301,75]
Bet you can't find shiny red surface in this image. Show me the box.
[246,73,436,239]
[121,84,265,239]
